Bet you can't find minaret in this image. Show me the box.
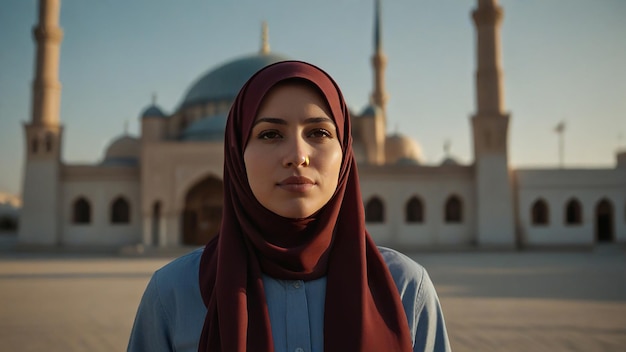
[470,0,516,247]
[260,21,270,55]
[19,0,64,245]
[370,0,388,121]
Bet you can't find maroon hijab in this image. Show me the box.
[198,61,412,351]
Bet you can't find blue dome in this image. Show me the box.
[180,113,228,141]
[141,104,166,118]
[360,104,381,117]
[179,53,289,109]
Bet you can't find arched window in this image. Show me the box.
[0,216,18,232]
[405,196,424,223]
[31,137,39,154]
[531,199,549,225]
[595,198,614,242]
[45,133,53,152]
[365,197,384,223]
[565,198,582,225]
[179,118,188,132]
[73,197,91,224]
[111,197,130,224]
[152,201,161,246]
[444,195,462,223]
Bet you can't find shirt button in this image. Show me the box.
[295,348,304,352]
[293,281,301,289]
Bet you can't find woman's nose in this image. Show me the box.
[283,138,310,168]
[284,154,310,168]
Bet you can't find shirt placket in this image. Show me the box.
[285,280,311,352]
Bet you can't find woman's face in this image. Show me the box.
[244,82,343,219]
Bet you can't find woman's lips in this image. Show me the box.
[277,176,315,192]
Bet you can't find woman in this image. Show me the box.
[128,61,450,352]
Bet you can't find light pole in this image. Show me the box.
[554,121,566,168]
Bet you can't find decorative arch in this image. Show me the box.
[365,196,384,223]
[111,197,130,224]
[151,201,161,246]
[405,196,424,223]
[31,137,39,154]
[564,198,582,225]
[0,216,17,232]
[73,197,91,224]
[444,195,462,223]
[595,198,614,242]
[182,176,223,245]
[45,133,54,152]
[531,199,549,225]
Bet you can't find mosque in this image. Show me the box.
[18,0,626,250]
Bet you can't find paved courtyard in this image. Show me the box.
[0,242,625,351]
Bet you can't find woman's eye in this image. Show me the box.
[258,130,282,140]
[309,128,332,139]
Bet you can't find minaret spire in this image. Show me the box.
[469,0,516,247]
[472,0,505,115]
[31,0,63,126]
[370,0,388,120]
[19,0,65,246]
[260,21,270,55]
[374,0,382,53]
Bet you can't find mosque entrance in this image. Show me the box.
[594,199,614,242]
[182,176,223,246]
[151,201,161,246]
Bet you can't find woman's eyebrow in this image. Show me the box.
[252,117,286,126]
[252,116,334,126]
[303,117,334,124]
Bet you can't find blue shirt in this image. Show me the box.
[128,247,450,352]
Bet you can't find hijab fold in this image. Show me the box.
[198,61,413,351]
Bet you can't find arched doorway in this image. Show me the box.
[182,176,223,245]
[152,201,161,246]
[595,199,614,242]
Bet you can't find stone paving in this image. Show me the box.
[0,243,625,351]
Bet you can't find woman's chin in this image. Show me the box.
[269,204,319,220]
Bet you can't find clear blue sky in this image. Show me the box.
[1,0,625,197]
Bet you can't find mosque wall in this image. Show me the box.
[60,166,141,245]
[141,142,224,245]
[360,166,476,248]
[516,168,626,246]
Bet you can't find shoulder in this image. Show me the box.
[377,246,426,288]
[129,248,206,350]
[150,248,204,305]
[154,247,204,281]
[377,246,439,315]
[377,247,449,349]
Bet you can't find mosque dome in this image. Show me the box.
[179,53,289,109]
[441,157,460,166]
[102,135,140,165]
[180,113,228,141]
[360,104,382,117]
[141,104,166,118]
[385,133,423,165]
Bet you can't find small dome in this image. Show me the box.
[180,113,228,141]
[179,53,289,109]
[385,133,423,165]
[396,157,420,166]
[360,104,382,117]
[141,104,166,118]
[102,135,140,165]
[441,157,460,166]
